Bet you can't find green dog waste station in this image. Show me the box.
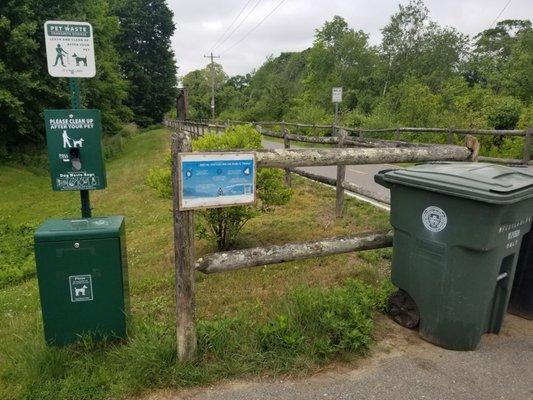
[34,108,130,346]
[35,217,129,346]
[375,162,533,351]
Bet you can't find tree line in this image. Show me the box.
[0,0,178,158]
[182,0,532,157]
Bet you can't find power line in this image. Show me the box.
[210,0,255,52]
[220,0,288,55]
[213,0,264,52]
[490,0,512,27]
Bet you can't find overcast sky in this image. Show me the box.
[168,0,532,79]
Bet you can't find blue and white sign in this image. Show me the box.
[179,152,256,210]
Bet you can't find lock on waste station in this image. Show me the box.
[375,163,533,351]
[35,217,129,345]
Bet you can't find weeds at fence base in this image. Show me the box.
[3,279,393,400]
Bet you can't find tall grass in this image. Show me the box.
[1,279,393,400]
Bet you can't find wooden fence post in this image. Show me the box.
[395,127,400,141]
[523,127,532,165]
[171,133,197,362]
[281,121,291,187]
[336,129,347,218]
[447,127,454,145]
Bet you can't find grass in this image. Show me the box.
[0,128,392,400]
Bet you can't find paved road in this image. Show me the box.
[143,315,533,400]
[262,139,533,206]
[262,139,393,204]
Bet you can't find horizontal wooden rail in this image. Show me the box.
[291,168,391,205]
[254,145,472,168]
[195,230,393,274]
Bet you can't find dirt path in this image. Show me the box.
[139,315,533,400]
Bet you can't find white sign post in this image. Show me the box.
[44,20,96,78]
[332,87,343,103]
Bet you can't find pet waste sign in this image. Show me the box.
[178,152,256,210]
[44,20,96,78]
[44,109,106,191]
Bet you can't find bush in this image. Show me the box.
[484,96,522,130]
[146,125,292,250]
[0,217,36,287]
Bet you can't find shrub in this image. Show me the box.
[146,125,292,250]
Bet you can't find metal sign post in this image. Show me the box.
[45,20,100,218]
[332,87,343,135]
[68,77,91,217]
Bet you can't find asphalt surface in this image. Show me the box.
[261,138,533,206]
[143,315,533,400]
[261,138,393,204]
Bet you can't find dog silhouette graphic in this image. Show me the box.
[72,54,88,67]
[74,285,88,297]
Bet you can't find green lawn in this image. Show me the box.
[0,128,392,400]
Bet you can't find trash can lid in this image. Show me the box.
[35,216,124,242]
[377,162,533,204]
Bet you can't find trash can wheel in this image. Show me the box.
[388,289,420,329]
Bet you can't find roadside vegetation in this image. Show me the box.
[183,1,532,160]
[0,128,393,400]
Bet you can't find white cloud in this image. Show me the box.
[168,0,533,77]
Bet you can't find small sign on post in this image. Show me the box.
[332,87,343,103]
[44,20,96,78]
[44,109,106,191]
[178,152,256,210]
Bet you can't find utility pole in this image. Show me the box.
[204,52,220,121]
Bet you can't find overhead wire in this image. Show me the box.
[490,0,512,27]
[212,0,264,52]
[220,0,288,55]
[209,0,255,52]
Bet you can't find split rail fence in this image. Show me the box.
[165,118,492,207]
[166,123,479,361]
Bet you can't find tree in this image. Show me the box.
[115,0,178,126]
[0,0,131,157]
[380,0,467,92]
[181,62,227,120]
[304,16,381,113]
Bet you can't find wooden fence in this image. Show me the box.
[168,127,479,361]
[166,118,532,166]
[165,118,485,208]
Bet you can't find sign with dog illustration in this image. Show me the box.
[44,109,107,191]
[69,275,93,302]
[44,21,96,78]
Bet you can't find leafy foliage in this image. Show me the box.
[0,0,177,158]
[182,1,532,161]
[115,0,178,127]
[146,125,292,250]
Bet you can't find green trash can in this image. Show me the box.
[375,163,533,351]
[34,216,129,345]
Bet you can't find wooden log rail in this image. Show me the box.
[164,119,532,166]
[291,168,391,205]
[254,145,473,168]
[196,231,393,274]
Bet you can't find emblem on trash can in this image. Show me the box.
[69,275,93,302]
[422,206,447,232]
